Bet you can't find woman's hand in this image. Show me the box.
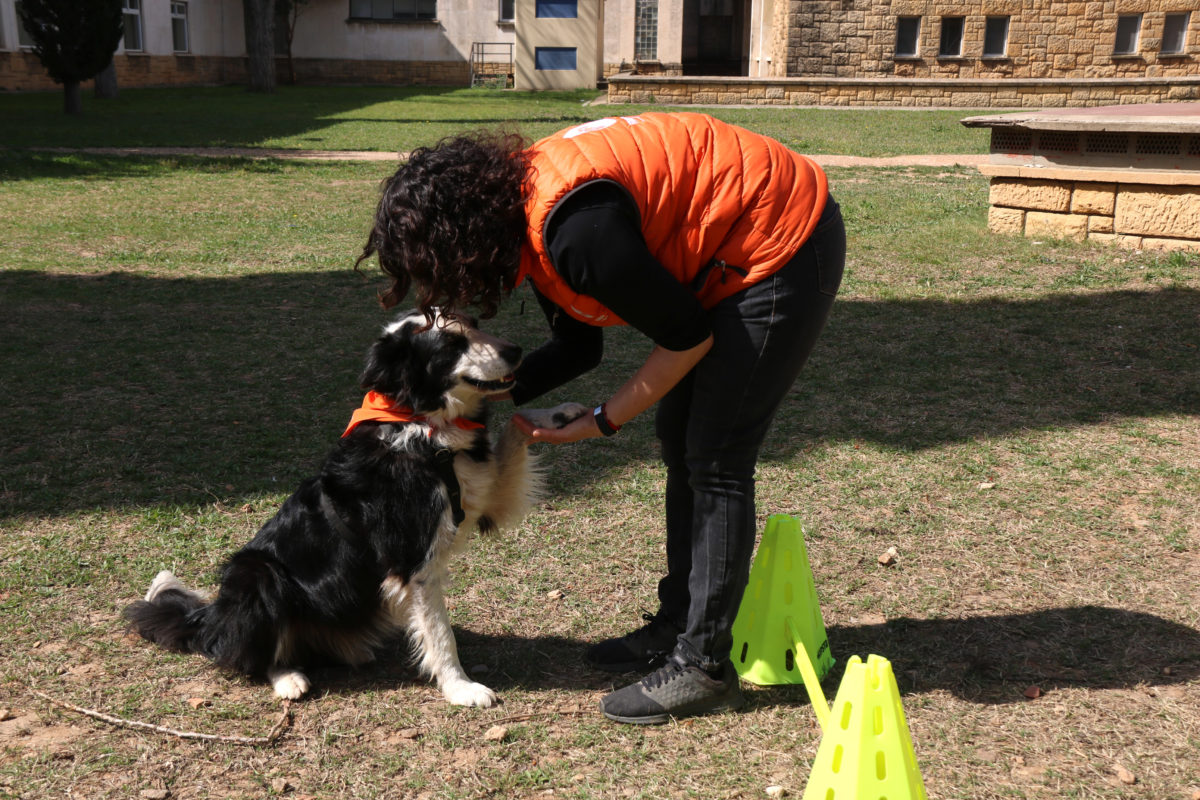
[513,335,714,446]
[511,402,594,443]
[514,409,601,444]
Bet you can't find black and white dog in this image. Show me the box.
[123,311,586,707]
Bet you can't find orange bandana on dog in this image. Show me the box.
[342,391,486,438]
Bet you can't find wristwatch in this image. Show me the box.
[593,403,621,436]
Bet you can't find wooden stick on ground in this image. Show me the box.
[31,690,292,746]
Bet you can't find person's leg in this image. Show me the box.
[679,199,845,668]
[654,369,696,627]
[600,198,845,722]
[582,375,691,673]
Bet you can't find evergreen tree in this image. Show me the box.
[17,0,124,115]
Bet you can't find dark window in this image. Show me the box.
[15,0,35,47]
[1114,14,1141,54]
[895,16,920,57]
[535,0,577,18]
[348,0,436,21]
[983,16,1009,57]
[171,1,189,53]
[939,16,964,57]
[1163,12,1190,54]
[535,46,577,70]
[122,0,143,51]
[499,0,514,21]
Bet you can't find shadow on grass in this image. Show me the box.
[0,150,315,182]
[3,269,1198,516]
[276,605,1199,706]
[0,86,437,152]
[0,86,603,154]
[822,605,1200,704]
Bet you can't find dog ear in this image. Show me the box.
[359,330,414,397]
[359,323,464,414]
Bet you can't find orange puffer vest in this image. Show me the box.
[516,112,829,326]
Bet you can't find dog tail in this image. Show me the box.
[123,553,295,678]
[122,570,212,655]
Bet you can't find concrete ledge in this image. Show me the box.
[606,74,1200,107]
[980,164,1200,186]
[610,75,1200,90]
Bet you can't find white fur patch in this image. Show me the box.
[269,668,311,700]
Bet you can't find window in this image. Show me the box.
[535,0,577,18]
[895,16,920,57]
[938,16,964,57]
[635,0,657,61]
[983,16,1009,57]
[122,0,143,51]
[535,46,576,70]
[171,2,189,53]
[1114,14,1141,55]
[14,0,34,47]
[348,0,436,21]
[498,0,514,22]
[1163,12,1190,54]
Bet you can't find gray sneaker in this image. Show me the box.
[599,652,746,724]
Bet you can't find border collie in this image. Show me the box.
[123,311,586,707]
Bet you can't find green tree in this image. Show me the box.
[17,0,124,115]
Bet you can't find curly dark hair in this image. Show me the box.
[356,131,531,321]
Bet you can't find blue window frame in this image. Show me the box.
[535,46,577,70]
[535,0,577,19]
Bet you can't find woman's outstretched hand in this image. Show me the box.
[510,402,594,444]
[513,408,600,444]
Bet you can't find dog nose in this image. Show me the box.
[500,344,523,366]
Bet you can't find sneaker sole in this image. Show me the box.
[600,695,746,725]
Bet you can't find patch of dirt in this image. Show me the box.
[0,709,88,754]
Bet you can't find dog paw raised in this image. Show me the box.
[516,402,591,432]
[269,668,312,700]
[441,678,498,708]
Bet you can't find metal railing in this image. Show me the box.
[470,42,514,88]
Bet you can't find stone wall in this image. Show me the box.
[0,51,61,91]
[985,172,1200,251]
[1,53,466,92]
[286,58,467,86]
[786,1,1200,80]
[0,53,244,92]
[606,74,1200,106]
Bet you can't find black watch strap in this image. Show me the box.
[593,403,620,436]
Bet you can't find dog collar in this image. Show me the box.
[342,391,485,439]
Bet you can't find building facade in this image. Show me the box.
[2,0,1197,103]
[601,0,1199,79]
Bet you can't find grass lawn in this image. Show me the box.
[0,85,996,156]
[0,99,1198,800]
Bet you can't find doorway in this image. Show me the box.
[682,0,750,75]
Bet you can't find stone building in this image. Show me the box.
[606,0,1200,105]
[2,0,1198,106]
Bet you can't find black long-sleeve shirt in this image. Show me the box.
[510,181,713,405]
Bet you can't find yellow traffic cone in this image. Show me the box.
[801,654,928,800]
[731,514,835,714]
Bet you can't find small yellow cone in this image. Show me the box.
[801,654,928,800]
[731,514,834,690]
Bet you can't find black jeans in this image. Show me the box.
[653,196,846,669]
